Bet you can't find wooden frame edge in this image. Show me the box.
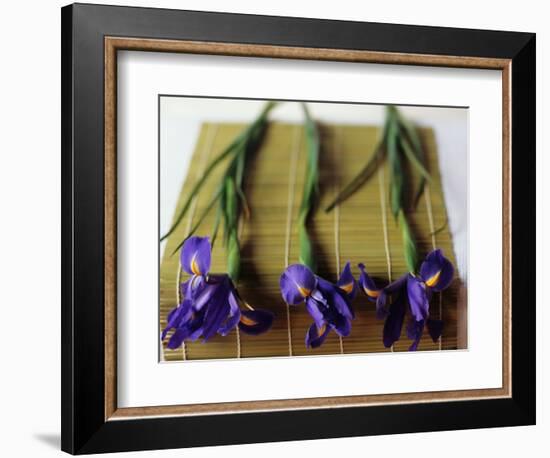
[106,36,510,69]
[105,38,117,420]
[502,61,512,401]
[103,36,512,421]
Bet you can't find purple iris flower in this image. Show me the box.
[162,236,274,349]
[279,262,356,348]
[360,249,454,351]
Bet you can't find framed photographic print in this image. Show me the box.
[61,3,536,454]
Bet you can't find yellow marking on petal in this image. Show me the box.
[317,324,326,336]
[297,285,311,297]
[240,315,258,326]
[425,270,441,287]
[340,282,354,294]
[363,287,380,298]
[190,255,202,276]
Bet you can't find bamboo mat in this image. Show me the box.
[160,122,463,361]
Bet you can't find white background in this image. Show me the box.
[119,54,499,408]
[0,0,545,457]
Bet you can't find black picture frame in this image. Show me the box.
[61,3,535,454]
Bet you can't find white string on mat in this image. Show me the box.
[234,218,246,358]
[282,125,302,357]
[423,184,443,351]
[377,159,394,352]
[333,127,345,355]
[170,123,218,361]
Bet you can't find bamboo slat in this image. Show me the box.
[160,122,463,361]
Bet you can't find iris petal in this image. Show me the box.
[305,297,326,328]
[382,292,406,348]
[305,322,331,348]
[310,288,327,306]
[218,312,241,336]
[406,318,424,340]
[180,278,191,299]
[187,310,206,341]
[180,236,211,276]
[376,290,388,319]
[377,274,408,320]
[317,277,354,320]
[419,249,454,292]
[427,318,444,342]
[181,275,206,302]
[238,309,274,335]
[193,283,219,311]
[385,274,409,294]
[280,264,317,305]
[406,319,425,351]
[218,290,241,336]
[407,275,430,321]
[358,263,382,302]
[161,300,192,341]
[167,326,191,349]
[331,315,352,337]
[162,307,179,340]
[201,279,231,341]
[337,261,357,299]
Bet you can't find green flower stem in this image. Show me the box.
[398,209,418,274]
[225,176,241,280]
[326,105,430,274]
[297,103,320,272]
[167,102,277,285]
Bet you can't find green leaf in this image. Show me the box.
[386,112,402,219]
[389,107,419,272]
[300,103,319,213]
[210,205,222,249]
[235,142,246,189]
[297,103,320,272]
[169,187,223,255]
[325,142,385,212]
[395,111,430,208]
[400,135,431,183]
[398,210,418,273]
[220,177,237,247]
[227,231,241,282]
[160,137,243,241]
[235,185,250,219]
[224,176,238,228]
[431,217,448,237]
[298,222,316,272]
[223,102,277,277]
[400,134,430,210]
[396,110,424,157]
[325,109,392,212]
[160,102,277,242]
[413,178,426,209]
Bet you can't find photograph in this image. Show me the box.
[159,98,467,361]
[54,2,538,454]
[0,0,544,457]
